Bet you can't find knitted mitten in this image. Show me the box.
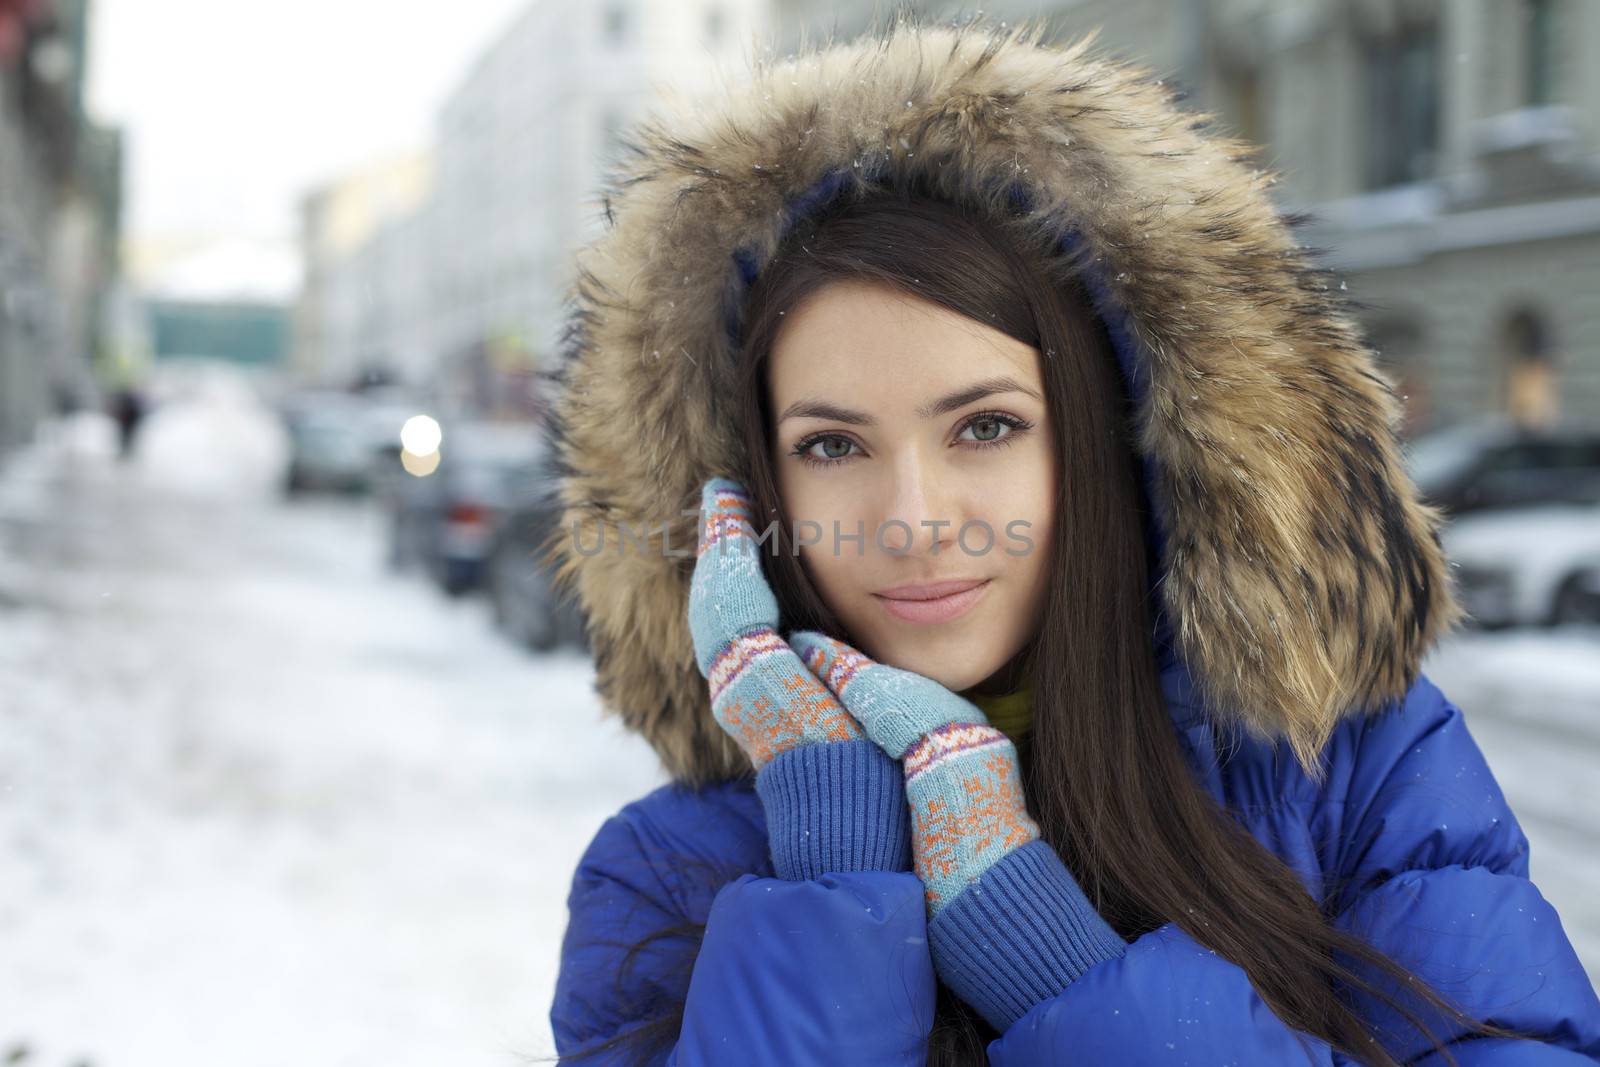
[789,630,1127,1032]
[687,477,911,880]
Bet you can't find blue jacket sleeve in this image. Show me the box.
[984,675,1600,1066]
[550,805,936,1065]
[754,738,913,880]
[669,870,935,1064]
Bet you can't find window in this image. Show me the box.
[1500,307,1559,430]
[1219,61,1265,149]
[1525,0,1557,106]
[1363,24,1441,189]
[1368,315,1430,436]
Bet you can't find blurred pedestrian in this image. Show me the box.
[109,385,146,461]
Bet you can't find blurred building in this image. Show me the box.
[145,298,290,367]
[779,0,1600,436]
[294,150,435,389]
[132,234,298,369]
[1265,0,1600,435]
[429,0,772,373]
[0,0,122,455]
[292,0,773,416]
[293,0,1600,433]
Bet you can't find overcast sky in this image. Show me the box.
[88,0,531,245]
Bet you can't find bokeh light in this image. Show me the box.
[400,414,442,456]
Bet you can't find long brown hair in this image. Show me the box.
[551,179,1507,1066]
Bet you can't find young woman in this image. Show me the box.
[541,16,1600,1066]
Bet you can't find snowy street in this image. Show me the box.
[0,388,665,1067]
[0,383,1595,1066]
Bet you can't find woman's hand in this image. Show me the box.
[686,477,868,768]
[786,630,1040,911]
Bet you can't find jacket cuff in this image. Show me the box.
[754,739,913,880]
[927,838,1127,1032]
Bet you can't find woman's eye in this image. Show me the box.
[794,434,859,468]
[790,413,1033,470]
[958,412,1032,449]
[962,416,1007,443]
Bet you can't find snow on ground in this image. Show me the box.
[1424,628,1600,980]
[0,393,665,1067]
[0,373,1595,1065]
[130,366,290,499]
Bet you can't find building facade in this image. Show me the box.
[295,150,435,389]
[427,0,773,380]
[0,0,121,455]
[777,0,1600,435]
[298,0,1600,432]
[296,0,773,414]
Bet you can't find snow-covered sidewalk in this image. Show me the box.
[0,400,665,1066]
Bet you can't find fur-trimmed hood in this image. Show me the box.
[544,14,1462,786]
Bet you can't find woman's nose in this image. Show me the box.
[880,452,959,557]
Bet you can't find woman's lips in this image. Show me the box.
[872,580,991,624]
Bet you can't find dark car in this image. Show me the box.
[485,468,590,652]
[1558,556,1600,623]
[383,419,549,596]
[1404,417,1600,518]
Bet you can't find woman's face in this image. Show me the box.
[768,278,1055,693]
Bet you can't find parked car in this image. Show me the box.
[281,392,376,495]
[1403,417,1600,518]
[1440,503,1600,628]
[486,466,590,652]
[280,390,419,497]
[384,418,549,596]
[1555,554,1600,623]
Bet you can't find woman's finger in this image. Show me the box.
[788,630,986,759]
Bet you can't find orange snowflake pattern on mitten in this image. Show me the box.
[712,642,864,766]
[905,723,1040,909]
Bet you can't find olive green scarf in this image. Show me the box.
[962,684,1034,744]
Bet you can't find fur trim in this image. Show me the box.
[543,14,1463,785]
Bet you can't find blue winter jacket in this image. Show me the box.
[550,660,1600,1064]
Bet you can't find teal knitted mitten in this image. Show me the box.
[687,477,865,765]
[686,477,911,879]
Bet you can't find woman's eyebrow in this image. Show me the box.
[778,375,1042,425]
